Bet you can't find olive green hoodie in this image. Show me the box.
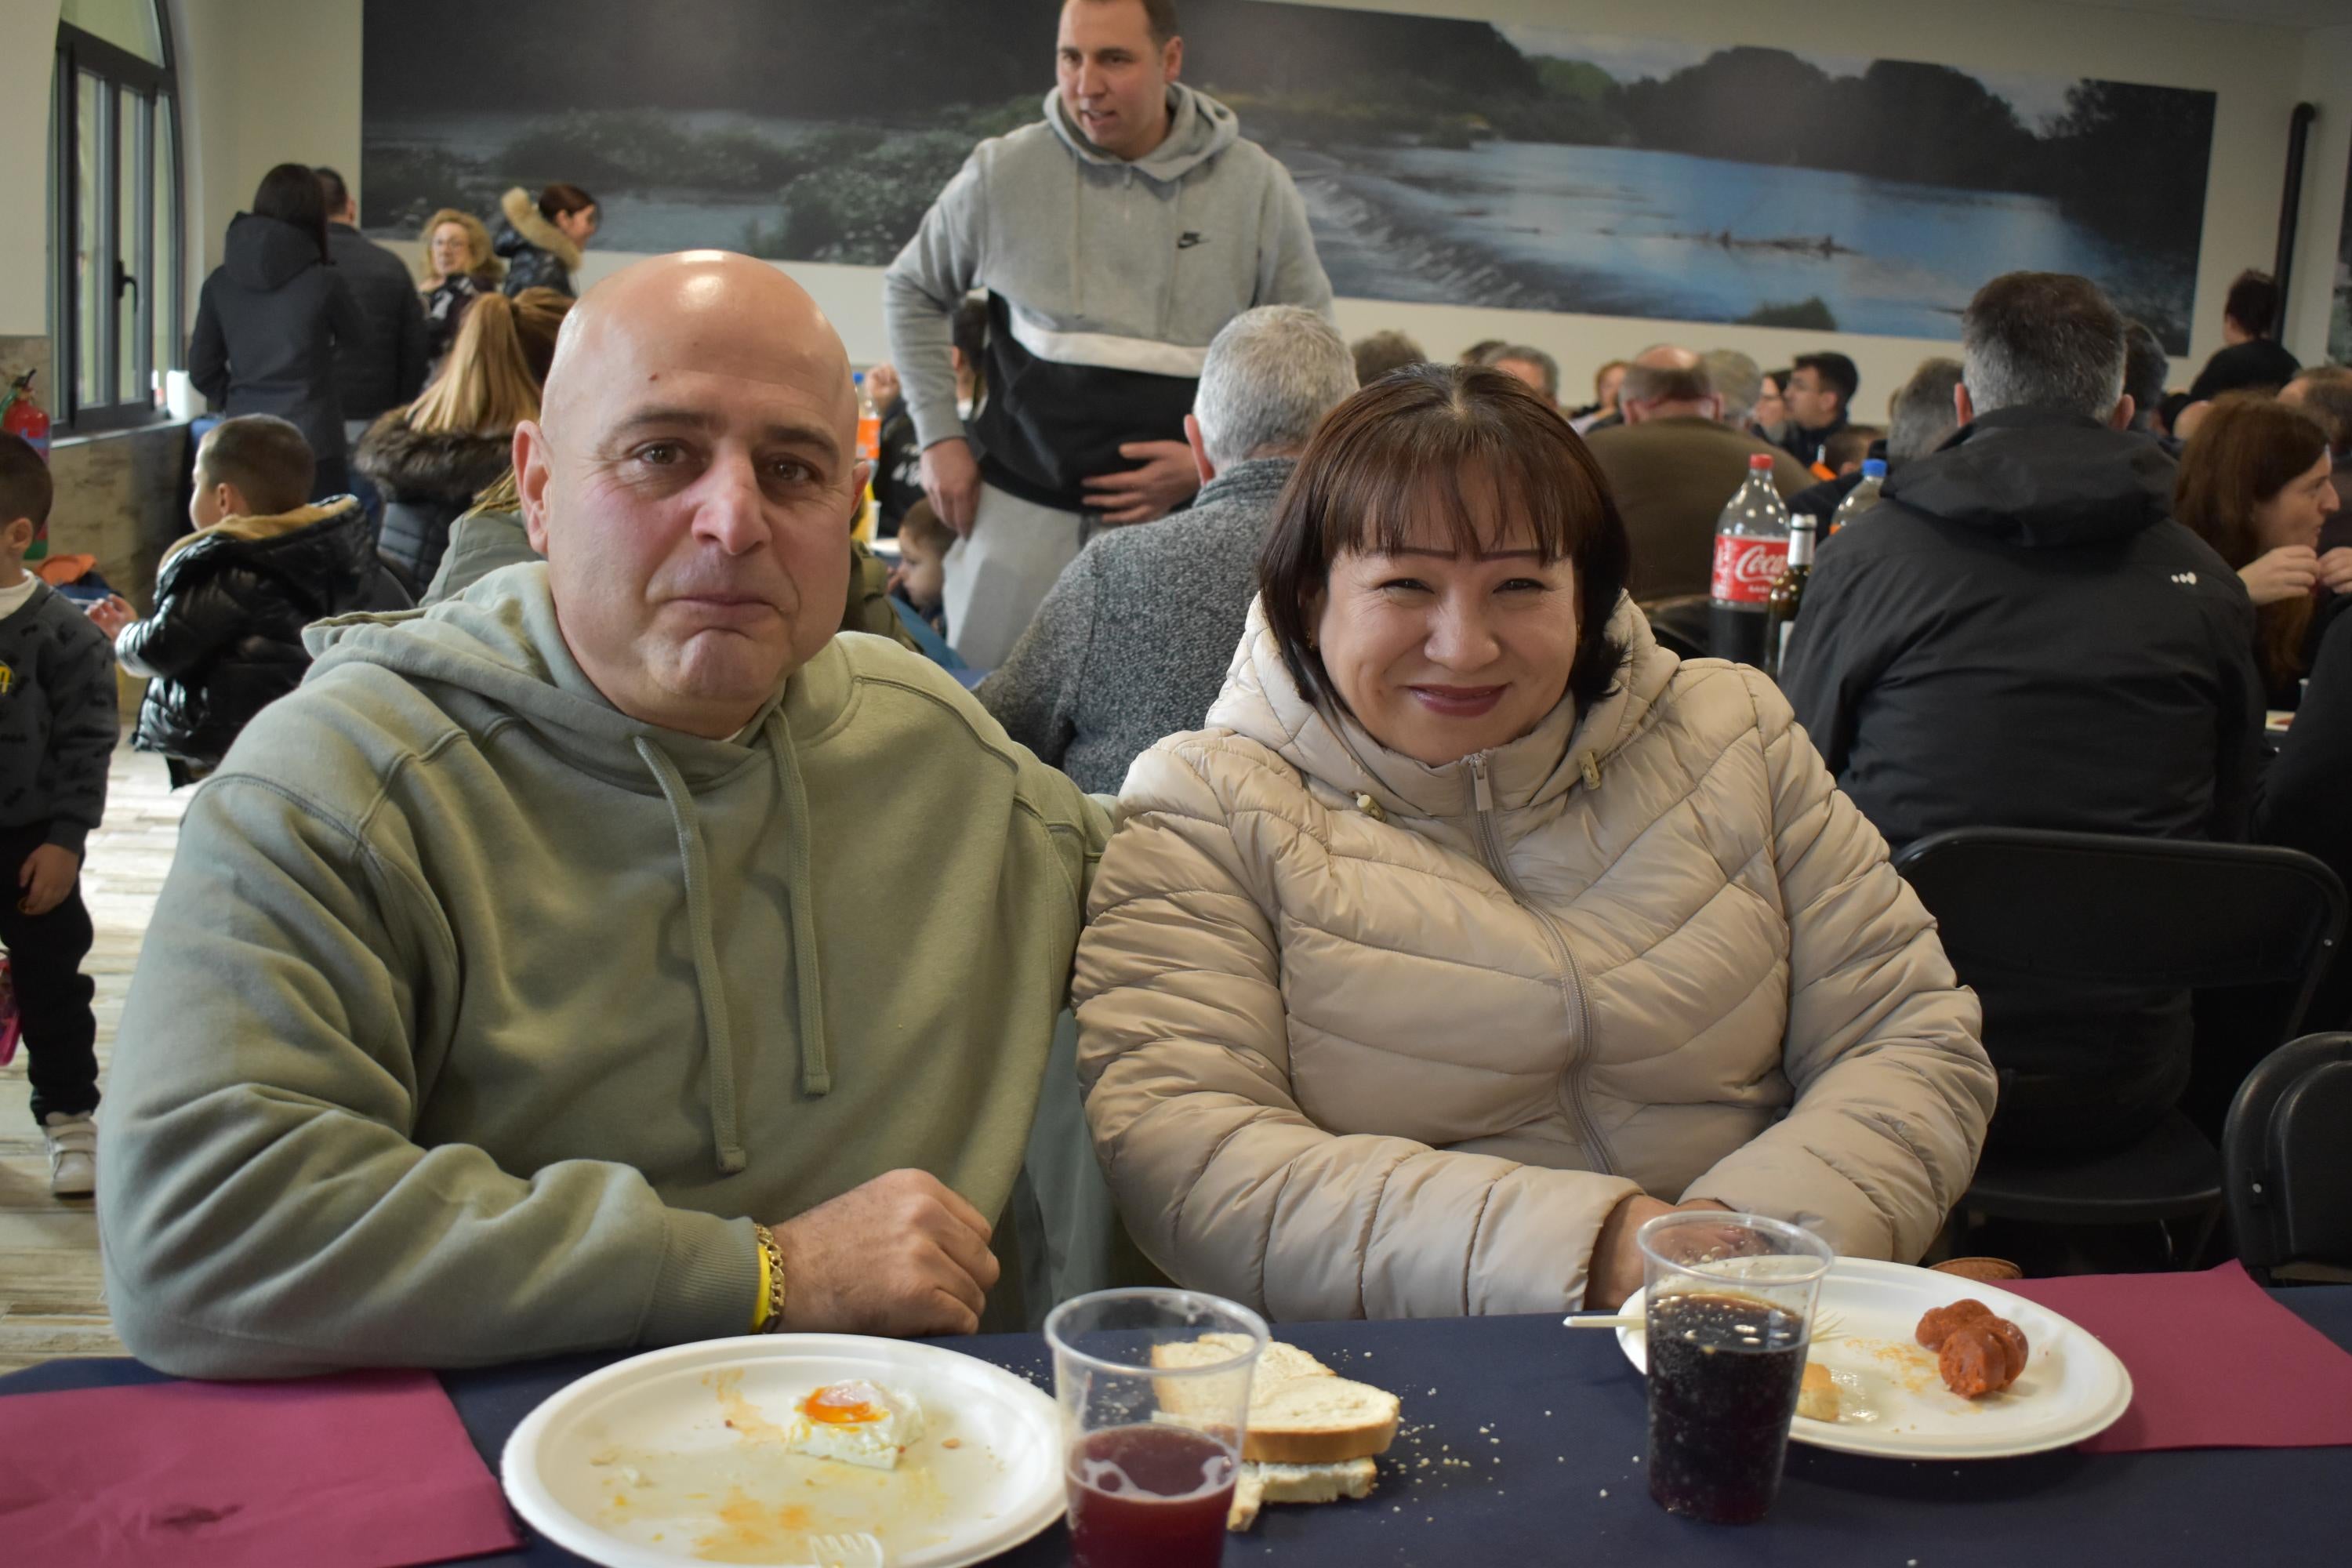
[99,564,1110,1377]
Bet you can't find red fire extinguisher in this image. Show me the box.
[1,369,50,462]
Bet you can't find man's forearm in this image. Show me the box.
[881,272,967,452]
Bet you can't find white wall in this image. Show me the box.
[172,0,364,299]
[2292,24,2352,358]
[0,2,65,336]
[13,1,2347,403]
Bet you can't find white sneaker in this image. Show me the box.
[42,1112,96,1197]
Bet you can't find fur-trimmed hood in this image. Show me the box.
[353,412,515,506]
[495,187,583,273]
[161,495,368,569]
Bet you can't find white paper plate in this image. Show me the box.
[1617,1258,2132,1459]
[501,1334,1065,1567]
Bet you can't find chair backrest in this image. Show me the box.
[1895,828,2344,1008]
[2223,1032,2352,1279]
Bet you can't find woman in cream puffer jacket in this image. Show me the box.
[1073,366,1994,1323]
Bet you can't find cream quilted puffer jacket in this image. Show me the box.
[1073,595,1994,1320]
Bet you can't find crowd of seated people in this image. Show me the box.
[27,0,2352,1383]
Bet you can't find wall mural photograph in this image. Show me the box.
[361,0,2216,349]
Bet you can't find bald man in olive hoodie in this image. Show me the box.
[100,255,1112,1377]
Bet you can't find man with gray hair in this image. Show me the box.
[1701,348,1764,428]
[1782,270,2261,1156]
[1586,344,1811,601]
[981,305,1356,793]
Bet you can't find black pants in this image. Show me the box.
[0,822,98,1124]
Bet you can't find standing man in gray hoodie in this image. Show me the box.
[883,0,1331,668]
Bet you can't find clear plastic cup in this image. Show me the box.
[1638,1211,1835,1524]
[1044,1287,1269,1568]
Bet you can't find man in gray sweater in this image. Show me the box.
[981,306,1356,792]
[883,0,1331,668]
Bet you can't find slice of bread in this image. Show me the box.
[1150,1335,1401,1465]
[1797,1359,1838,1422]
[1227,1457,1379,1531]
[1241,1375,1401,1465]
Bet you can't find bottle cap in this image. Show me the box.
[1862,458,1887,477]
[1748,453,1774,470]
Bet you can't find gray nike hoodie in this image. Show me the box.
[883,84,1332,513]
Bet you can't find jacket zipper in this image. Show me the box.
[1466,753,1617,1174]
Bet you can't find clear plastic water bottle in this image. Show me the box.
[1830,457,1887,536]
[1710,453,1791,666]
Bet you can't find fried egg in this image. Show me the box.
[782,1379,926,1471]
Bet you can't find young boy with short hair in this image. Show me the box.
[89,415,405,786]
[0,433,119,1196]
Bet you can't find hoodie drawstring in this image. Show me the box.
[635,736,748,1174]
[632,718,836,1176]
[764,710,832,1098]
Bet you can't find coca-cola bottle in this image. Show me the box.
[1709,453,1791,666]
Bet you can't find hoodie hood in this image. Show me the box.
[1207,592,1674,822]
[222,212,325,292]
[495,187,583,272]
[303,563,807,793]
[1044,82,1240,181]
[304,564,835,1148]
[1880,405,2176,549]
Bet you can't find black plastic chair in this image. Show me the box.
[1893,828,2345,1261]
[2223,1032,2352,1284]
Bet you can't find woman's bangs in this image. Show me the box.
[1329,423,1588,564]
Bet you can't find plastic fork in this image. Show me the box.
[807,1533,884,1568]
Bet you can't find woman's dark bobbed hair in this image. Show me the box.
[1256,362,1632,719]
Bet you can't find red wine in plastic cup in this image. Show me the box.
[1067,1423,1236,1568]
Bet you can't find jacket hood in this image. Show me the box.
[1880,405,2176,548]
[222,212,325,292]
[495,187,583,272]
[1044,82,1239,180]
[1207,593,1674,821]
[354,414,515,506]
[161,496,382,599]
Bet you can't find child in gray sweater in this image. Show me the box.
[0,434,119,1196]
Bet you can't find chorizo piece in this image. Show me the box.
[1915,1298,1995,1351]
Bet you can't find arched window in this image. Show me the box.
[53,0,181,432]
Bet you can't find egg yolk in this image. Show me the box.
[801,1384,885,1425]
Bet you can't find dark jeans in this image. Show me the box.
[0,822,99,1124]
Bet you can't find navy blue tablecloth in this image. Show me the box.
[9,1290,2351,1566]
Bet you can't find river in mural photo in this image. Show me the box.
[1283,139,2191,341]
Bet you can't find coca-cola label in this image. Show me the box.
[1711,534,1788,604]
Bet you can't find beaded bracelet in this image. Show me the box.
[753,1223,788,1333]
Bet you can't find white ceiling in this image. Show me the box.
[2067,0,2352,30]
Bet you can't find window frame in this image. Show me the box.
[52,16,183,435]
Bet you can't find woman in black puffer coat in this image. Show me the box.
[356,289,572,590]
[188,165,368,498]
[492,183,598,298]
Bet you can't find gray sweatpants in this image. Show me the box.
[942,482,1090,670]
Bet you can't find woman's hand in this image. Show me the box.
[2240,546,2321,606]
[2319,546,2352,596]
[1584,1196,1738,1311]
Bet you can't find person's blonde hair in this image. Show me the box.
[416,207,502,286]
[403,290,571,437]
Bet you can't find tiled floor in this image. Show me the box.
[0,742,182,1374]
